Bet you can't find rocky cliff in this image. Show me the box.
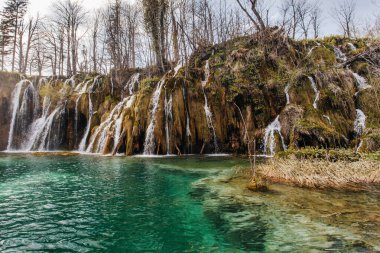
[2,34,380,155]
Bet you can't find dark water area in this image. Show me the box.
[0,153,379,252]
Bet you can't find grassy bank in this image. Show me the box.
[250,148,380,191]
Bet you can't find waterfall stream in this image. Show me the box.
[285,83,291,105]
[352,72,371,95]
[263,116,287,156]
[124,73,140,95]
[308,76,320,109]
[348,43,357,51]
[354,109,366,152]
[78,94,93,151]
[334,46,347,62]
[86,96,135,154]
[143,77,166,155]
[7,80,39,151]
[202,60,219,153]
[24,96,52,150]
[164,89,173,154]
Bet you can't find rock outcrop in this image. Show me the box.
[1,36,380,155]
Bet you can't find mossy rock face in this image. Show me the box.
[1,35,380,154]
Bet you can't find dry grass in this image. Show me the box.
[256,158,380,190]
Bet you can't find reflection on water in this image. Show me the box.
[0,153,379,252]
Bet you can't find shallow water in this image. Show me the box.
[0,154,379,252]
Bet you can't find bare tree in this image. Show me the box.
[310,3,321,39]
[21,15,41,73]
[236,0,266,31]
[51,0,86,76]
[297,0,312,39]
[333,0,357,38]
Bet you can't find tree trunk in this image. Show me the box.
[11,11,18,72]
[171,10,180,63]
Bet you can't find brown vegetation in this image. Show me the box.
[255,158,380,190]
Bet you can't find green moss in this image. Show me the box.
[277,147,360,162]
[309,47,336,66]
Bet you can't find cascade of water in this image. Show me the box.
[86,96,135,154]
[201,60,219,153]
[88,75,101,92]
[173,60,183,77]
[7,80,39,150]
[348,43,357,51]
[124,73,140,95]
[334,46,347,62]
[354,109,366,136]
[78,94,93,151]
[284,83,291,105]
[164,89,173,154]
[352,72,371,94]
[263,116,287,156]
[38,106,65,151]
[182,85,191,138]
[24,96,52,150]
[25,103,64,151]
[143,77,166,155]
[74,80,92,146]
[77,76,102,151]
[64,75,76,88]
[323,115,332,125]
[308,76,320,109]
[354,109,366,153]
[7,80,28,150]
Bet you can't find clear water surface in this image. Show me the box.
[0,153,379,252]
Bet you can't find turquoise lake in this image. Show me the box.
[0,154,379,252]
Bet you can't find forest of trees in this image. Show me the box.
[0,0,377,77]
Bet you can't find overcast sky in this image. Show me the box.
[0,0,378,36]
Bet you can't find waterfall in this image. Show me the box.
[64,75,76,88]
[173,60,183,77]
[124,73,140,95]
[77,76,102,151]
[354,109,366,153]
[348,43,357,51]
[88,75,102,92]
[354,109,366,136]
[7,81,27,150]
[24,96,51,150]
[164,89,173,154]
[78,94,93,151]
[285,83,291,105]
[308,76,320,109]
[86,96,135,154]
[75,94,83,146]
[334,46,347,62]
[263,116,287,156]
[33,106,65,151]
[202,60,219,153]
[7,80,39,151]
[74,80,91,146]
[323,115,332,125]
[74,79,91,93]
[143,77,166,155]
[180,81,191,153]
[352,72,371,94]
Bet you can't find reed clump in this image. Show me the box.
[256,158,380,190]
